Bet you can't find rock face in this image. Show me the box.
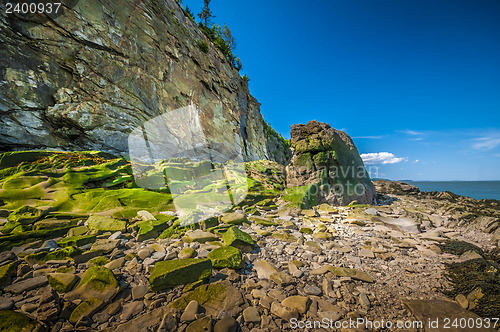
[0,0,289,164]
[373,179,420,195]
[285,120,375,206]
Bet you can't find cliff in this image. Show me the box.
[0,0,290,164]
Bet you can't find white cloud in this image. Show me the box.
[398,129,425,136]
[360,152,407,165]
[413,159,419,163]
[471,136,500,151]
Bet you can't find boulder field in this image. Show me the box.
[0,151,499,331]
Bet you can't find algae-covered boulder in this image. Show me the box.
[33,219,76,230]
[170,281,245,317]
[1,220,26,234]
[208,246,243,269]
[222,227,254,252]
[0,310,41,332]
[24,246,82,266]
[47,273,80,293]
[220,212,248,225]
[7,206,44,225]
[64,265,119,303]
[285,120,375,206]
[149,258,212,291]
[67,226,89,237]
[57,235,96,248]
[182,230,219,243]
[87,215,126,232]
[69,297,104,324]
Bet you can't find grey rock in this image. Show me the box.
[4,276,48,294]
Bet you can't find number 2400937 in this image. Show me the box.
[5,2,62,14]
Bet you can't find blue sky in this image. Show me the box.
[182,0,500,180]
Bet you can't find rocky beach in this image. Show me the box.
[1,0,499,331]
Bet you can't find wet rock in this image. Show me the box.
[186,316,212,332]
[214,316,238,332]
[208,246,243,269]
[69,297,104,324]
[222,227,254,252]
[243,306,261,323]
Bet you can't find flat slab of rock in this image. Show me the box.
[182,230,219,243]
[4,276,47,294]
[378,216,421,234]
[253,260,278,280]
[149,258,212,291]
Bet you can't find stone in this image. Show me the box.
[404,299,496,332]
[105,257,126,270]
[318,310,343,322]
[149,258,212,291]
[113,307,171,332]
[459,250,483,262]
[7,206,44,225]
[214,316,238,332]
[207,246,242,269]
[364,208,378,215]
[57,234,96,248]
[68,226,89,237]
[170,282,245,317]
[222,227,254,252]
[304,241,322,254]
[455,294,468,309]
[270,301,299,321]
[304,284,322,296]
[270,272,293,286]
[137,210,156,221]
[301,209,319,217]
[4,275,47,294]
[47,273,80,293]
[243,306,261,323]
[182,230,219,243]
[221,212,248,225]
[285,121,376,206]
[0,310,41,331]
[253,260,278,279]
[138,248,153,260]
[0,251,16,265]
[120,301,144,321]
[132,285,149,301]
[180,300,199,322]
[87,215,126,232]
[282,295,310,314]
[0,296,14,310]
[109,231,122,240]
[186,316,212,332]
[328,266,374,283]
[64,266,119,303]
[359,293,370,308]
[0,261,18,287]
[90,239,120,253]
[69,297,104,324]
[178,247,196,259]
[358,248,375,258]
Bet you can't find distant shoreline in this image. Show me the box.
[402,180,500,201]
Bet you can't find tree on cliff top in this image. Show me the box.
[198,0,215,26]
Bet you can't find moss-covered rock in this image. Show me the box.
[47,272,80,293]
[57,234,96,248]
[170,283,226,310]
[220,212,247,225]
[0,310,40,332]
[299,227,313,234]
[33,219,76,230]
[178,247,196,259]
[87,215,126,232]
[24,246,82,265]
[87,256,110,267]
[67,225,89,237]
[149,258,212,291]
[65,265,119,303]
[7,206,44,225]
[249,216,278,226]
[69,297,104,324]
[0,261,18,287]
[1,220,26,234]
[207,246,242,269]
[222,227,254,252]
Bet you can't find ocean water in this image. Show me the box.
[406,181,500,201]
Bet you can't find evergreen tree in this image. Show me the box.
[198,0,215,27]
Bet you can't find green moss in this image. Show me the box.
[1,220,26,234]
[299,227,313,234]
[69,297,104,324]
[271,232,297,242]
[149,258,212,291]
[170,283,226,310]
[87,215,126,232]
[0,310,39,332]
[0,226,74,251]
[24,246,82,265]
[87,256,110,267]
[55,266,75,273]
[0,262,18,287]
[76,266,118,292]
[7,205,43,224]
[282,184,318,209]
[222,226,254,252]
[47,273,79,293]
[57,234,96,248]
[207,246,242,269]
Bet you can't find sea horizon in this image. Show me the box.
[401,180,500,201]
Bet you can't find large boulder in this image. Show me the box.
[372,179,420,195]
[64,266,119,303]
[285,120,375,206]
